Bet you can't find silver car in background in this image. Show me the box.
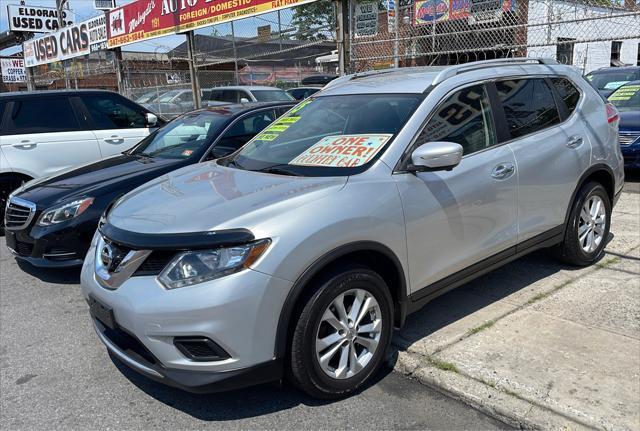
[81,58,624,399]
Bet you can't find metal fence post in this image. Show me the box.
[113,47,125,94]
[231,22,239,85]
[186,30,202,109]
[25,66,35,91]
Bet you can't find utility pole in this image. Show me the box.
[393,0,399,68]
[56,0,71,89]
[185,31,201,109]
[335,0,350,75]
[230,22,239,85]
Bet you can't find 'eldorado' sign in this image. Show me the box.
[23,15,108,67]
[107,0,319,48]
[7,4,75,32]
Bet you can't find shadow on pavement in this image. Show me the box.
[396,246,597,348]
[16,259,81,284]
[109,352,395,421]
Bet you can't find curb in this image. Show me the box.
[390,350,601,430]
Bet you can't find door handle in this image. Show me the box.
[491,162,515,180]
[104,135,125,144]
[567,135,584,149]
[12,140,37,150]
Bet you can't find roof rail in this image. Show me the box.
[431,58,559,86]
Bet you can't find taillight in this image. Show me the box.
[606,102,619,124]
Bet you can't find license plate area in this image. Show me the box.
[88,296,116,330]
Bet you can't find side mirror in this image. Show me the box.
[409,142,463,172]
[240,97,250,103]
[145,112,158,127]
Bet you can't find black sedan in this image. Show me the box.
[4,102,294,268]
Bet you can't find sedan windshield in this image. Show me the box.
[131,111,228,159]
[228,94,423,176]
[587,71,637,91]
[251,89,295,102]
[609,83,640,112]
[158,90,182,103]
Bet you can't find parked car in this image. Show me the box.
[135,90,161,104]
[143,89,201,119]
[585,66,640,98]
[205,86,294,104]
[301,74,338,86]
[81,59,623,399]
[608,80,640,169]
[0,90,164,226]
[4,102,294,267]
[287,87,322,100]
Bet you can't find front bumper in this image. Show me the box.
[621,143,640,170]
[81,245,293,392]
[5,218,97,268]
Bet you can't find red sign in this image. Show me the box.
[107,0,319,48]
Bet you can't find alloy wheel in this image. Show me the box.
[578,195,607,253]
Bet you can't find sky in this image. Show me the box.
[0,0,296,56]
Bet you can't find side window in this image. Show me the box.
[220,90,239,103]
[213,110,276,157]
[551,77,581,115]
[9,97,80,134]
[496,79,561,139]
[417,84,497,155]
[82,94,147,130]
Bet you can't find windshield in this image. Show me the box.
[158,90,182,103]
[609,83,640,111]
[251,89,295,102]
[586,71,638,90]
[137,91,158,104]
[131,111,228,159]
[228,94,423,176]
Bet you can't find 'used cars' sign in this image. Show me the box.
[23,15,107,67]
[1,58,26,83]
[7,4,75,32]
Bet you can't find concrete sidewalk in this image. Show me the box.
[392,191,640,430]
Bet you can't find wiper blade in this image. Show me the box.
[256,165,301,176]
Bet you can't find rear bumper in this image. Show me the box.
[93,319,283,393]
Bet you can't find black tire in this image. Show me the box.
[0,175,28,233]
[557,181,611,266]
[289,264,393,399]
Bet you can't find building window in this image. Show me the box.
[557,38,575,65]
[611,41,623,66]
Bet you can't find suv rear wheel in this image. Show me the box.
[289,265,393,399]
[557,181,611,266]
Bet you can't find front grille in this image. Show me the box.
[174,337,230,362]
[5,198,36,230]
[133,251,176,276]
[619,132,640,147]
[14,241,34,256]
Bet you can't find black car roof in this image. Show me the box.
[0,89,118,99]
[588,66,640,74]
[186,101,296,117]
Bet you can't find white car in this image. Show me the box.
[205,86,294,105]
[0,89,164,223]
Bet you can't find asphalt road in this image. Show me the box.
[0,240,508,430]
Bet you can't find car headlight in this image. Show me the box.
[158,239,271,289]
[37,197,95,226]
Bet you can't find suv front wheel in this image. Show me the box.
[289,265,393,399]
[558,181,611,266]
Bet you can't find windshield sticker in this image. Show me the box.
[289,99,313,114]
[266,124,290,132]
[289,134,392,168]
[609,85,640,101]
[604,81,630,90]
[181,149,194,157]
[277,116,301,125]
[254,132,279,141]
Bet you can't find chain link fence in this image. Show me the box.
[349,0,640,73]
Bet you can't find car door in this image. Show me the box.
[205,109,277,159]
[394,83,518,293]
[496,77,591,242]
[0,96,101,178]
[80,93,153,157]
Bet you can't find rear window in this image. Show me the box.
[551,78,581,115]
[8,97,80,134]
[496,78,561,139]
[251,90,294,102]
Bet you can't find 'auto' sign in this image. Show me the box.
[23,15,107,67]
[7,4,75,32]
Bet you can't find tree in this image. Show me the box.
[292,1,335,41]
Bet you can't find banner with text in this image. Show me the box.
[106,0,319,48]
[1,58,26,83]
[23,15,108,67]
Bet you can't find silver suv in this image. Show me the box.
[81,59,624,399]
